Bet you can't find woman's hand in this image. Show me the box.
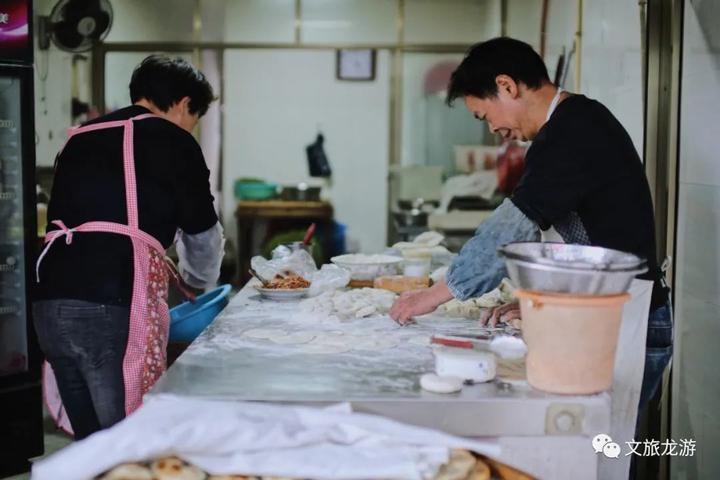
[389,280,454,326]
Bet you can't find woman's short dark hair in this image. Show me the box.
[446,37,550,106]
[129,55,214,116]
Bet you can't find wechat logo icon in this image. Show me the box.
[593,433,621,459]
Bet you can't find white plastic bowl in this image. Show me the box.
[330,254,404,281]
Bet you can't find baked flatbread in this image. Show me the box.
[207,476,256,480]
[97,463,154,480]
[433,449,477,480]
[151,457,207,480]
[467,458,491,480]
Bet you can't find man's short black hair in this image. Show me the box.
[130,55,214,116]
[446,37,550,106]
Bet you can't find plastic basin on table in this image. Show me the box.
[169,284,232,342]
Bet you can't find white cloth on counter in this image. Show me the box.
[436,170,498,214]
[32,394,501,480]
[175,221,224,289]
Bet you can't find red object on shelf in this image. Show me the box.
[496,140,527,195]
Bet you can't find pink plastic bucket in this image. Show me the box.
[516,289,630,394]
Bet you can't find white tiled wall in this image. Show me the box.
[671,0,720,477]
[106,0,196,43]
[222,49,391,253]
[33,0,73,167]
[580,0,644,153]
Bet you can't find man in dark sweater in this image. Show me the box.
[390,37,671,407]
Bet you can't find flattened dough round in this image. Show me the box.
[310,333,349,347]
[299,343,351,354]
[420,373,464,394]
[243,328,286,340]
[407,335,431,347]
[353,337,399,351]
[269,332,316,345]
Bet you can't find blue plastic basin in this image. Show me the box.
[169,284,232,342]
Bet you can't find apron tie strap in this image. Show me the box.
[36,220,76,282]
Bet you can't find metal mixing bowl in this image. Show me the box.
[498,242,648,295]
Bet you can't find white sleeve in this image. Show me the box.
[175,222,225,289]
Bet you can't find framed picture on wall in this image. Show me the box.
[336,49,376,81]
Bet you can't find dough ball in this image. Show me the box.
[420,373,463,394]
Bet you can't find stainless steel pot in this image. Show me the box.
[498,242,648,295]
[280,183,321,201]
[392,209,428,227]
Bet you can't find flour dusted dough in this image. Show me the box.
[310,332,352,346]
[151,457,206,480]
[353,337,399,351]
[269,332,316,345]
[243,328,286,340]
[408,335,431,347]
[420,373,464,394]
[98,463,154,480]
[298,288,396,320]
[438,278,516,319]
[299,343,351,354]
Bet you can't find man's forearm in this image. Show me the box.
[446,198,540,300]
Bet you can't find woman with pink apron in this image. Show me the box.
[37,113,184,434]
[34,57,222,440]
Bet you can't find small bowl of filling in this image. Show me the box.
[254,273,311,301]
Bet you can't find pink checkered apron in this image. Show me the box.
[37,113,174,434]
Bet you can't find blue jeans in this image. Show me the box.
[33,299,130,439]
[639,301,673,406]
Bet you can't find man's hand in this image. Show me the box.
[479,301,520,327]
[389,280,454,326]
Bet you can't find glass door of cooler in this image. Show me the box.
[0,68,30,377]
